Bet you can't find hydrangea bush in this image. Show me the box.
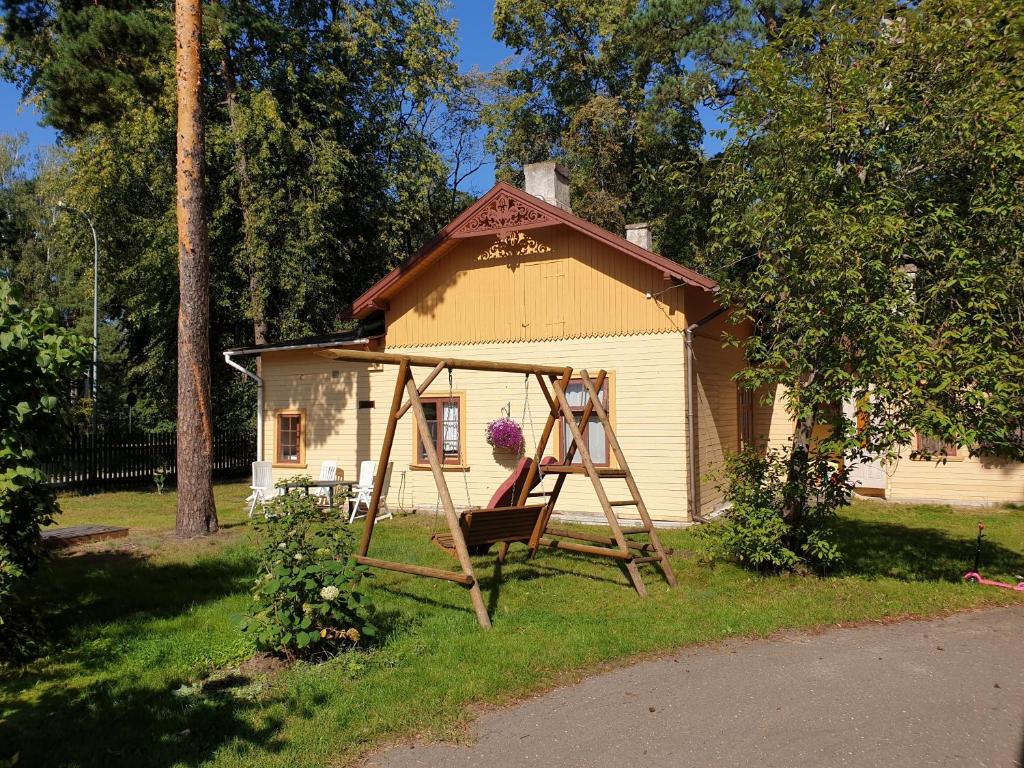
[242,491,376,660]
[485,417,524,453]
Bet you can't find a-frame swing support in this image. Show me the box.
[321,348,677,630]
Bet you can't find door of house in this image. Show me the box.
[843,398,887,494]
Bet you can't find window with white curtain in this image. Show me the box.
[417,396,463,465]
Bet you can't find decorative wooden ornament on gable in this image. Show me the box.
[451,189,558,239]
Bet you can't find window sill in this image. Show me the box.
[273,463,307,469]
[409,464,470,472]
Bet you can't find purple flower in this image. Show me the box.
[486,418,525,452]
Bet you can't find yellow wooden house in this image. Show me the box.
[226,163,1023,522]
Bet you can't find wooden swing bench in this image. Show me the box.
[431,504,547,556]
[319,349,678,629]
[431,456,554,557]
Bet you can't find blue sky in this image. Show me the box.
[1,1,725,187]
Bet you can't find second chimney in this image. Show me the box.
[625,222,652,250]
[524,161,572,213]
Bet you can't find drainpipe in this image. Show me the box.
[224,350,264,461]
[685,305,729,522]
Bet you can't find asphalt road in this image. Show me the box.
[366,607,1024,768]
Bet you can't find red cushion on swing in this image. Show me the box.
[485,456,556,509]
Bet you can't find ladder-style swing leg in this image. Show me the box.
[549,373,646,596]
[532,369,603,556]
[623,561,648,598]
[405,378,491,629]
[579,370,678,589]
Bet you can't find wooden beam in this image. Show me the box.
[537,537,633,560]
[405,379,492,629]
[320,348,565,377]
[395,359,449,420]
[355,555,474,585]
[544,527,655,552]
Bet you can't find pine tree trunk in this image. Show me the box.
[175,0,218,537]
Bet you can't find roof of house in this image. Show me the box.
[224,329,380,356]
[352,182,716,318]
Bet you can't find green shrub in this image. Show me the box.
[242,491,376,660]
[701,448,847,572]
[0,282,88,661]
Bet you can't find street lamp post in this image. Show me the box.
[55,203,99,436]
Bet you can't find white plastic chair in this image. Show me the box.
[310,460,339,507]
[348,460,393,524]
[246,461,274,517]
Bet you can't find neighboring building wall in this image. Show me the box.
[383,226,686,347]
[762,387,1024,506]
[261,333,692,523]
[887,449,1024,505]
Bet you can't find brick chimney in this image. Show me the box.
[625,222,652,250]
[523,161,572,213]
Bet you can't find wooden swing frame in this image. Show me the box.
[318,348,677,629]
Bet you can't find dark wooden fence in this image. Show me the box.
[42,431,256,492]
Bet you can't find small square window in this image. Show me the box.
[276,411,305,465]
[915,432,957,459]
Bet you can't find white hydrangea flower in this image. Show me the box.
[320,585,340,601]
[294,553,304,561]
[277,542,287,550]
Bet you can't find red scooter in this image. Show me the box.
[963,522,1024,591]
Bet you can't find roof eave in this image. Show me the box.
[224,335,380,357]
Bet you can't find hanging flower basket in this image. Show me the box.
[485,417,525,453]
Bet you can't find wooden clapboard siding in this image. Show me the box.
[887,449,1024,504]
[690,336,774,515]
[385,335,690,522]
[261,334,692,522]
[260,349,383,485]
[383,226,686,347]
[763,386,1024,505]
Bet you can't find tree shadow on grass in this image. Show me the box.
[0,668,285,768]
[29,548,255,643]
[835,517,1024,582]
[2,551,284,768]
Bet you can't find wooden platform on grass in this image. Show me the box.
[42,525,129,549]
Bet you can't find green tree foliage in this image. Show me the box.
[1,1,169,138]
[701,448,846,571]
[0,280,88,659]
[710,0,1024,522]
[1,0,470,431]
[485,0,707,261]
[485,0,820,263]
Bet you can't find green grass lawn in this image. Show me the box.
[2,484,1023,767]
